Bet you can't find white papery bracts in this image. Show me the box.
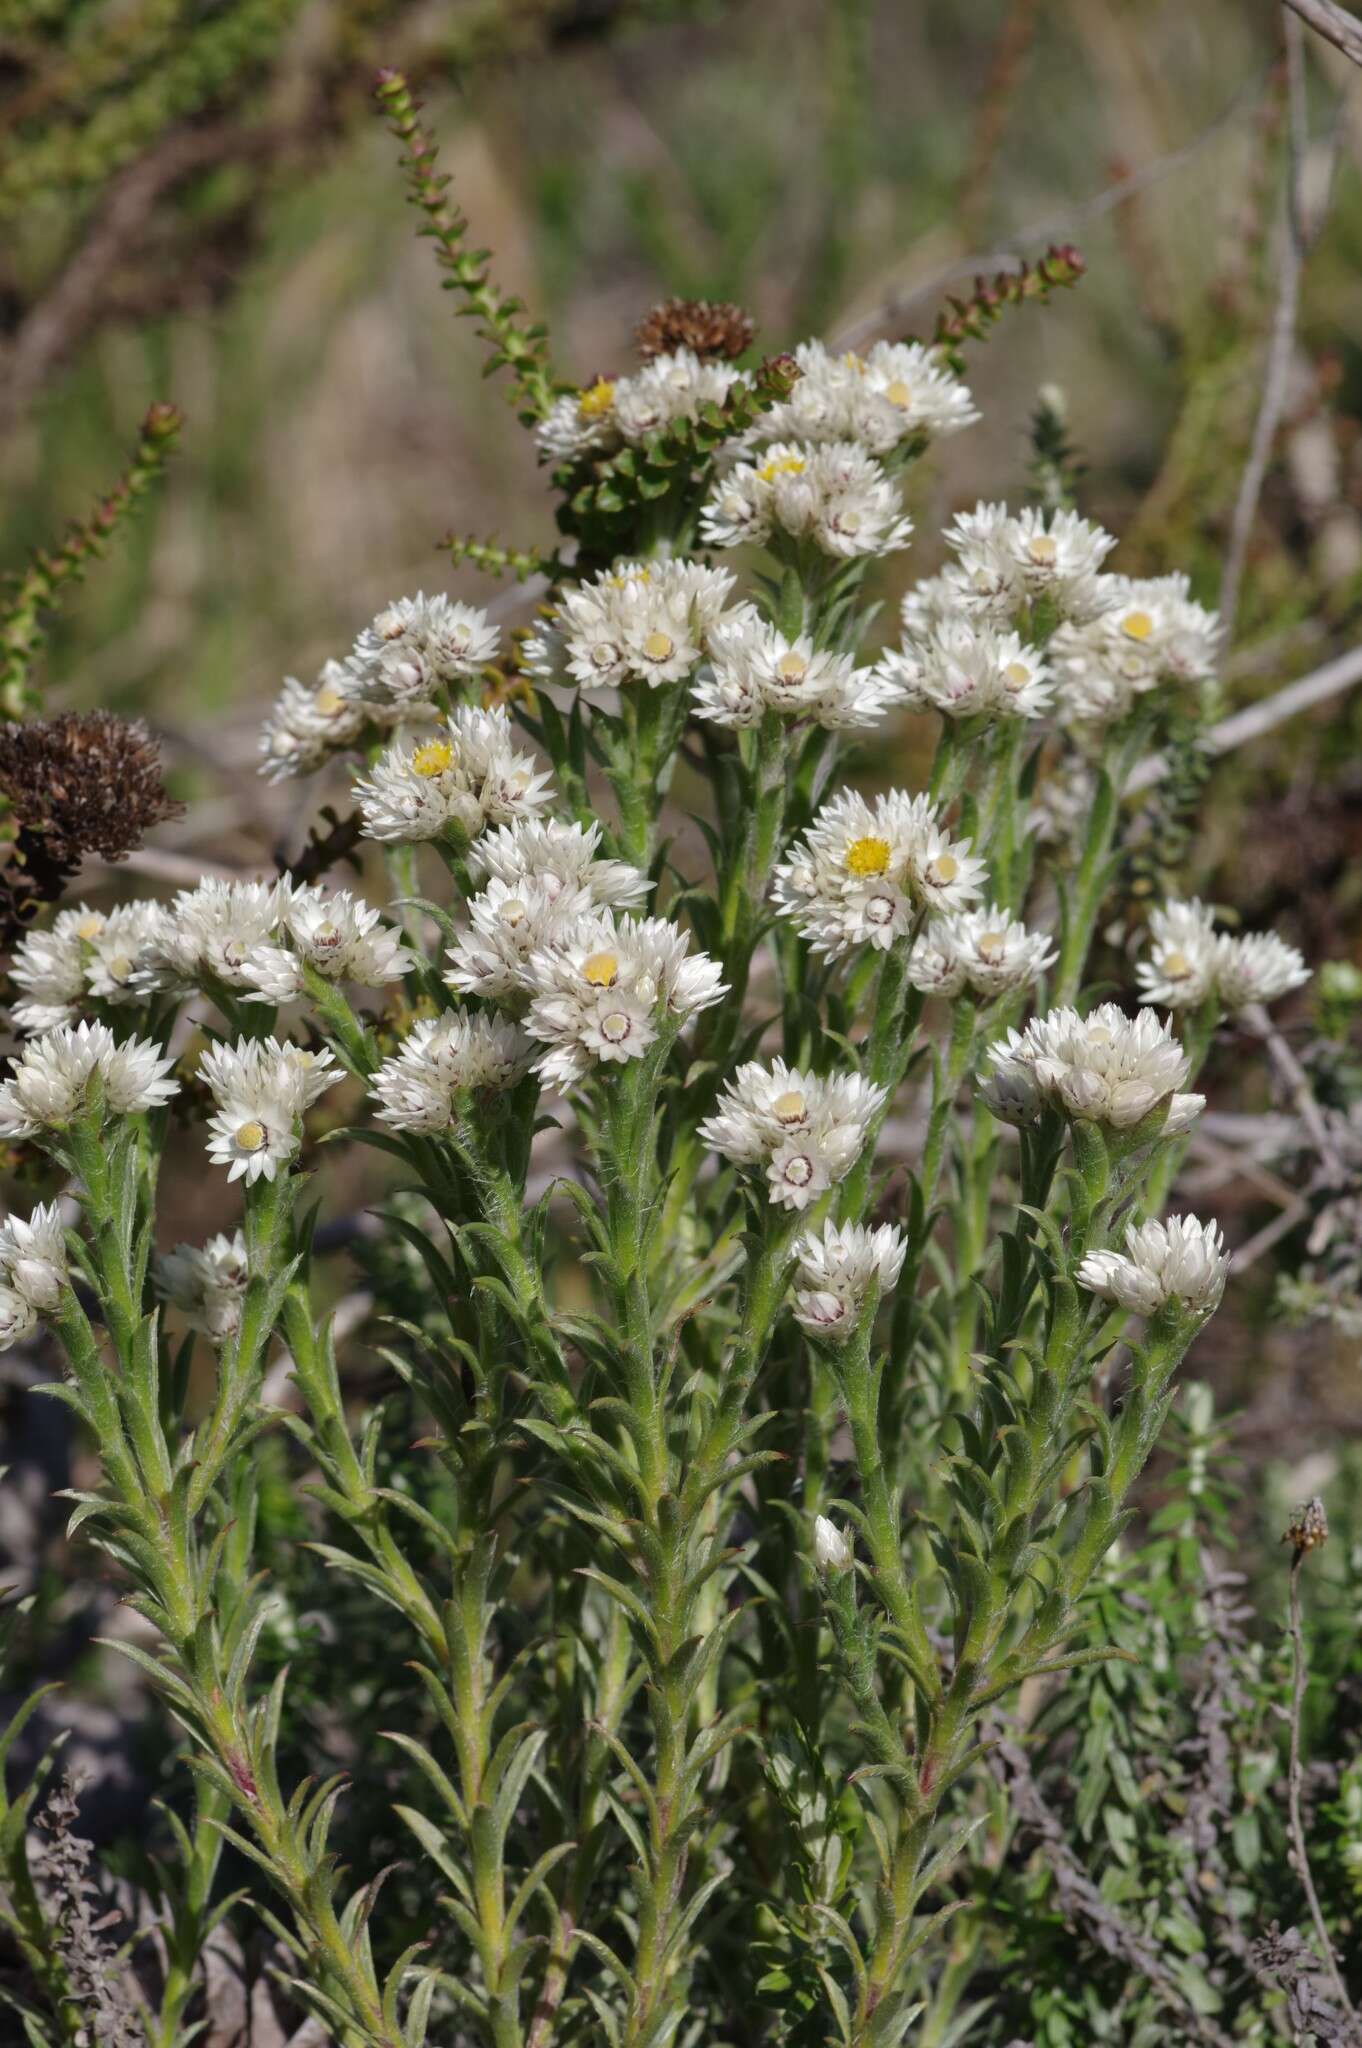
[0,1202,70,1346]
[772,788,984,957]
[259,662,376,783]
[907,906,1056,1001]
[156,1230,250,1343]
[468,818,650,911]
[242,885,414,1003]
[370,1011,531,1133]
[1050,573,1220,726]
[698,1060,886,1210]
[138,880,283,995]
[982,1002,1203,1134]
[200,1037,339,1184]
[524,912,726,1090]
[535,350,747,465]
[812,1514,854,1573]
[342,595,500,712]
[10,901,173,1032]
[354,706,553,845]
[700,442,914,559]
[521,559,735,696]
[1136,898,1309,1012]
[941,502,1116,622]
[446,877,596,1003]
[792,1219,907,1338]
[755,340,977,455]
[692,607,907,731]
[1078,1214,1229,1317]
[0,1021,178,1139]
[877,616,1052,723]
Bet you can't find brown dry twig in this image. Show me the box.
[1284,0,1362,66]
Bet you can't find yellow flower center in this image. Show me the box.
[235,1120,267,1153]
[928,853,959,885]
[600,1011,632,1042]
[412,739,454,778]
[583,951,619,988]
[1027,535,1059,565]
[642,630,675,663]
[1003,661,1031,690]
[75,915,103,940]
[773,1090,807,1123]
[845,835,891,877]
[499,898,528,927]
[1163,949,1193,978]
[1121,610,1154,642]
[775,651,808,682]
[107,953,134,983]
[842,351,865,372]
[977,931,1006,962]
[884,379,912,408]
[758,454,806,483]
[315,685,346,716]
[577,378,616,421]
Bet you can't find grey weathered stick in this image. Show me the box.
[1284,0,1362,66]
[1124,641,1362,794]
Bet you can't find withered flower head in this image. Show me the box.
[635,298,756,363]
[1281,1497,1328,1556]
[0,712,182,935]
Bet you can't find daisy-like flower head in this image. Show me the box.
[535,377,622,464]
[200,1036,339,1184]
[943,502,1116,621]
[468,818,651,912]
[82,901,175,1007]
[0,1020,178,1139]
[0,1201,69,1314]
[140,879,284,995]
[343,594,500,712]
[756,339,977,456]
[446,876,596,1003]
[982,1002,1203,1134]
[521,559,735,696]
[242,884,414,1003]
[792,1219,906,1339]
[1077,1213,1228,1318]
[369,1010,531,1133]
[813,1513,854,1573]
[692,606,908,732]
[0,1287,37,1350]
[155,1229,249,1342]
[1135,901,1310,1013]
[699,440,914,560]
[772,787,985,958]
[698,1059,886,1209]
[611,347,746,443]
[1051,572,1222,726]
[524,911,727,1091]
[354,705,554,846]
[878,617,1052,723]
[9,906,99,1033]
[259,661,375,783]
[907,905,1056,1001]
[1214,929,1311,1010]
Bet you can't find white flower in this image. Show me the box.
[370,1010,531,1132]
[155,1230,249,1342]
[812,1514,854,1573]
[943,502,1116,620]
[692,606,907,731]
[899,563,1015,638]
[445,877,596,1002]
[468,818,650,911]
[535,378,621,463]
[524,912,726,1090]
[1077,1214,1228,1317]
[343,594,500,711]
[0,1202,68,1313]
[1135,900,1310,1012]
[907,906,1056,1000]
[982,1002,1203,1134]
[141,880,284,994]
[878,617,1052,722]
[611,347,745,443]
[200,1037,339,1183]
[757,340,977,456]
[0,1021,178,1139]
[1051,573,1221,726]
[700,441,914,559]
[772,788,985,958]
[0,1288,36,1350]
[698,1060,886,1209]
[521,559,735,696]
[9,906,99,1032]
[259,662,374,782]
[792,1219,906,1338]
[242,885,414,1003]
[354,706,554,845]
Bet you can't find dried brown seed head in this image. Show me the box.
[635,298,756,362]
[1281,1497,1329,1556]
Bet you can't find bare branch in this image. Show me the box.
[1125,640,1362,794]
[1284,0,1362,66]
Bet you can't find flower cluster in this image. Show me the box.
[259,663,375,783]
[370,1010,529,1133]
[200,1037,339,1183]
[877,616,1052,722]
[156,1230,250,1343]
[1050,573,1220,726]
[755,339,977,455]
[700,442,914,559]
[772,789,984,956]
[982,1002,1202,1133]
[699,1060,885,1209]
[0,1021,177,1139]
[1136,898,1309,1012]
[906,905,1055,1001]
[536,348,748,464]
[242,885,414,1003]
[792,1219,907,1338]
[469,818,650,911]
[523,911,726,1089]
[692,608,907,731]
[354,706,553,845]
[521,559,734,695]
[1078,1214,1229,1316]
[10,900,171,1032]
[0,1202,68,1344]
